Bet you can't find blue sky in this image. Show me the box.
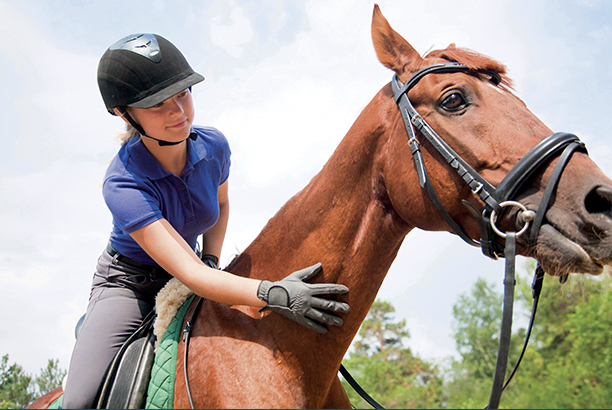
[1,0,611,378]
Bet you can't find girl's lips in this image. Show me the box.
[168,119,188,129]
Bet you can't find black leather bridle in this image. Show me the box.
[391,62,587,259]
[341,62,588,409]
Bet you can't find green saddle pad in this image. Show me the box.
[48,395,62,409]
[146,294,196,409]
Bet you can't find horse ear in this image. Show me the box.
[371,4,422,74]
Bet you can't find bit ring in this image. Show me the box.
[490,201,531,238]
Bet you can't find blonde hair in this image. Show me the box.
[117,123,140,145]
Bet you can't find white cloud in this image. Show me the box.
[210,7,255,58]
[0,265,51,288]
[589,24,612,40]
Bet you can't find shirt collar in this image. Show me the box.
[126,130,207,181]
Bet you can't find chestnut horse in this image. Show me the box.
[30,5,612,409]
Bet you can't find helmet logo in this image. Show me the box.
[109,33,162,63]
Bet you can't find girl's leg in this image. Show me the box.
[62,250,167,409]
[61,285,153,409]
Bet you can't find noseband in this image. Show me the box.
[392,62,587,258]
[391,62,588,408]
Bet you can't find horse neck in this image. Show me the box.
[228,90,411,368]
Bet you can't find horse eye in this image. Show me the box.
[441,92,467,111]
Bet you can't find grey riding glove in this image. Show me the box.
[257,263,350,334]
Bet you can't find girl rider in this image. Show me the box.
[61,33,350,409]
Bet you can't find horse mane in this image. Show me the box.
[425,45,514,89]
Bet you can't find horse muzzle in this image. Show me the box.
[528,184,612,276]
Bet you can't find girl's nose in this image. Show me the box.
[166,96,184,115]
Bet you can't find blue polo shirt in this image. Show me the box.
[102,126,231,265]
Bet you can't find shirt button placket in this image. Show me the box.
[178,180,195,223]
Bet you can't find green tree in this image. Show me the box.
[445,262,612,409]
[564,285,612,406]
[444,274,531,408]
[503,268,612,408]
[34,359,65,397]
[342,300,444,409]
[0,355,35,409]
[445,278,500,408]
[0,355,66,409]
[452,278,505,379]
[353,300,410,355]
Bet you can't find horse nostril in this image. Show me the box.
[585,186,612,218]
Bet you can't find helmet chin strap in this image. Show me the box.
[118,107,196,146]
[149,132,197,146]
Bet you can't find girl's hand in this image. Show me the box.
[257,263,350,334]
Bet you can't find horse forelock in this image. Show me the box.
[423,46,514,89]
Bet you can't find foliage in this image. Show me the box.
[0,355,66,409]
[353,300,410,355]
[444,276,526,408]
[0,355,34,409]
[452,278,506,379]
[33,359,65,399]
[446,262,612,409]
[342,300,444,409]
[503,267,612,408]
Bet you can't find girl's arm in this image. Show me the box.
[130,216,265,308]
[201,180,229,262]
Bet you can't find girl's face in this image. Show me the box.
[126,89,195,144]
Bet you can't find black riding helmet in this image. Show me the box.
[97,33,204,145]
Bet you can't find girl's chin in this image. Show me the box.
[161,130,192,143]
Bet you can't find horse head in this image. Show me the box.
[371,4,612,277]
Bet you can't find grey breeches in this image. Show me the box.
[62,249,171,409]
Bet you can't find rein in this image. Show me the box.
[182,296,203,409]
[344,63,587,409]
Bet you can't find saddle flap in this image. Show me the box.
[101,331,156,409]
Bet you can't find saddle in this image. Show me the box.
[96,310,157,409]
